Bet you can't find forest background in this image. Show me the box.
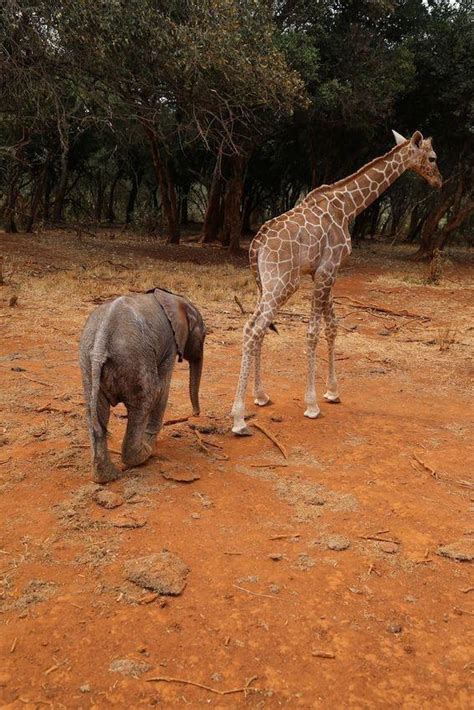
[1,0,472,258]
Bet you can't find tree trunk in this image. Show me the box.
[53,141,69,222]
[309,128,318,189]
[179,188,189,225]
[25,166,47,233]
[95,170,104,223]
[125,172,140,224]
[222,154,247,254]
[43,169,53,221]
[3,165,20,233]
[142,124,180,243]
[201,162,224,243]
[412,188,456,260]
[106,170,122,223]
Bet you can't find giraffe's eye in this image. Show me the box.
[429,156,436,163]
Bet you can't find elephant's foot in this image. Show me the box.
[122,442,152,469]
[143,433,157,453]
[92,459,121,484]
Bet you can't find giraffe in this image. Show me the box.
[231,130,442,435]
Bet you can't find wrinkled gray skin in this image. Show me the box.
[79,288,205,483]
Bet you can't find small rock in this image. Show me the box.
[109,659,151,678]
[210,672,223,682]
[326,535,351,551]
[110,513,147,528]
[270,415,283,422]
[269,553,283,561]
[162,465,200,483]
[190,512,201,520]
[295,553,316,570]
[140,592,159,604]
[94,490,124,509]
[308,496,325,506]
[379,542,399,554]
[269,584,281,594]
[237,575,259,584]
[9,295,18,307]
[125,551,190,595]
[387,623,403,634]
[437,539,474,562]
[79,683,91,693]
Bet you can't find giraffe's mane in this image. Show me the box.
[306,140,409,198]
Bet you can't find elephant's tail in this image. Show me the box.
[90,336,108,436]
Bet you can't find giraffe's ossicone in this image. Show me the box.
[231,130,442,435]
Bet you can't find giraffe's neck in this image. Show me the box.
[330,143,411,221]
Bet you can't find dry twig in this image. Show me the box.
[252,421,287,460]
[234,295,246,315]
[233,584,276,599]
[146,674,259,696]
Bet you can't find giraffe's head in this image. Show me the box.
[393,130,442,189]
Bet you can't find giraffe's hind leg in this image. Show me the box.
[304,266,336,419]
[232,305,274,435]
[254,337,271,406]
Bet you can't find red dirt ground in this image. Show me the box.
[0,230,473,708]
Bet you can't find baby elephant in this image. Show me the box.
[79,287,205,483]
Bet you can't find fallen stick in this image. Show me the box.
[312,651,335,659]
[192,429,228,461]
[412,454,437,478]
[234,295,246,315]
[19,373,52,387]
[269,533,301,541]
[359,535,400,545]
[252,421,287,460]
[146,675,259,696]
[334,296,430,321]
[233,584,276,599]
[250,463,288,468]
[163,416,189,426]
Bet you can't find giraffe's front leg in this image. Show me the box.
[323,294,341,404]
[304,315,322,419]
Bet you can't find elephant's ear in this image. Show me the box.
[152,289,189,362]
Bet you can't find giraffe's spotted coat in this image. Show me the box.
[231,131,442,434]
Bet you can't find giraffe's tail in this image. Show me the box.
[249,235,279,334]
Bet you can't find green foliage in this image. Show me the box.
[0,0,472,248]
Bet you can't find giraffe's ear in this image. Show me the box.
[410,130,423,150]
[392,130,406,145]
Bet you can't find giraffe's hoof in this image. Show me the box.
[254,395,271,407]
[232,424,253,436]
[304,407,321,419]
[324,392,341,404]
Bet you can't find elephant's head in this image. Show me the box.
[151,288,206,416]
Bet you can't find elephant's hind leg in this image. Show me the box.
[144,370,173,452]
[122,408,153,468]
[91,392,120,484]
